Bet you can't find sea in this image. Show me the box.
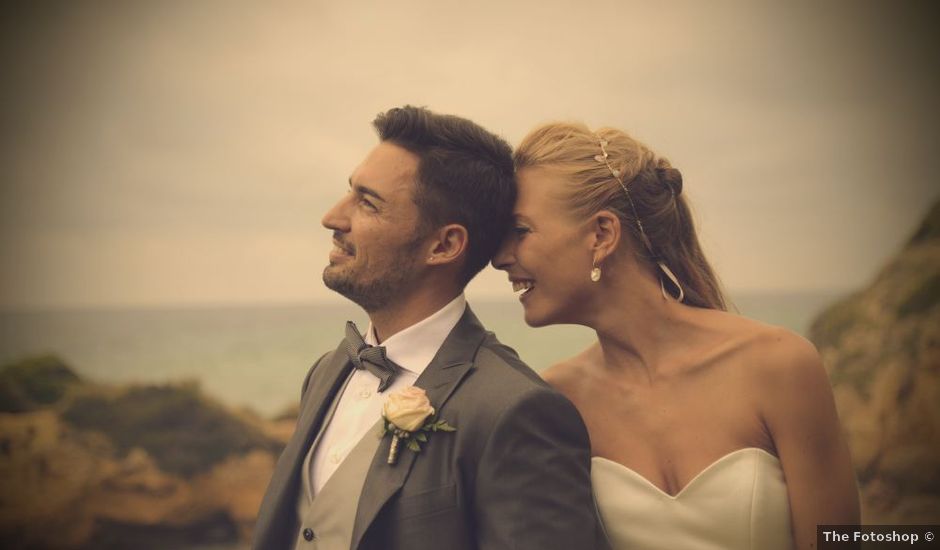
[0,291,845,418]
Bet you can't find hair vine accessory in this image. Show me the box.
[593,139,621,177]
[594,137,652,252]
[594,134,685,303]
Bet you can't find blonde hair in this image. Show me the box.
[514,122,727,310]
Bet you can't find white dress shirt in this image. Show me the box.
[309,293,467,494]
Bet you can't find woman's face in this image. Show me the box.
[492,167,595,326]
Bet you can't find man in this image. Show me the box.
[252,106,597,550]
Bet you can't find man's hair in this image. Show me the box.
[373,105,516,285]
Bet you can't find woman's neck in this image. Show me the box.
[585,265,696,384]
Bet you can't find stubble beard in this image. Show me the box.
[322,238,424,313]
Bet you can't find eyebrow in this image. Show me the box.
[348,178,387,203]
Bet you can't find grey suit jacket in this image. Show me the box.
[252,307,597,550]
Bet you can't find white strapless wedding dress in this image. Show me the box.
[592,448,794,550]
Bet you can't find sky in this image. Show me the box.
[1,0,937,310]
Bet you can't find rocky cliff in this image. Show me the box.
[0,356,295,549]
[810,200,940,523]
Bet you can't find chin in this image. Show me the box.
[523,307,555,328]
[322,264,352,290]
[524,297,582,327]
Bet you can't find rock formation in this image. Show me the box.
[810,200,940,523]
[0,358,295,549]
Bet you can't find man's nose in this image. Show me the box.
[321,195,351,232]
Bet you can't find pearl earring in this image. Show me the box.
[590,266,601,282]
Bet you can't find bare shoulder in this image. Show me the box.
[719,316,833,415]
[706,310,822,374]
[744,322,824,380]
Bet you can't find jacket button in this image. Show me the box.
[303,527,315,541]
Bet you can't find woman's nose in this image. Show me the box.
[491,234,517,271]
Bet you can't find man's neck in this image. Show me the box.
[367,287,462,344]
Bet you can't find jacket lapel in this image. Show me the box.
[350,306,488,550]
[253,342,352,549]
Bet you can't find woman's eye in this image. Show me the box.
[513,226,530,235]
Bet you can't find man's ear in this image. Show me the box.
[590,210,621,264]
[425,224,468,266]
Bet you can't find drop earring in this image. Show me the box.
[590,264,601,282]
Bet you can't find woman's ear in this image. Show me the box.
[590,210,621,264]
[425,223,468,266]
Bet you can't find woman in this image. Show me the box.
[492,123,859,549]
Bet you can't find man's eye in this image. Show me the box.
[359,197,377,210]
[513,226,530,235]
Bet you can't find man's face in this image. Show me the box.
[321,141,428,312]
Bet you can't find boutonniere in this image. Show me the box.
[380,386,455,465]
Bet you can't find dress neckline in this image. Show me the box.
[592,447,780,499]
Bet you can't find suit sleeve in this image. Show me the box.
[473,388,598,550]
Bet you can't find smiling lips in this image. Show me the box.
[329,240,355,262]
[336,237,355,251]
[511,280,535,296]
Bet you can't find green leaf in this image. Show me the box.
[407,439,421,452]
[415,432,428,443]
[436,421,456,432]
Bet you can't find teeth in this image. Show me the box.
[512,281,534,293]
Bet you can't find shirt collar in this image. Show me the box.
[364,294,467,377]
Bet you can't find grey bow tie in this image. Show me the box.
[343,321,401,392]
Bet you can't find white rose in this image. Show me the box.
[383,386,435,432]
